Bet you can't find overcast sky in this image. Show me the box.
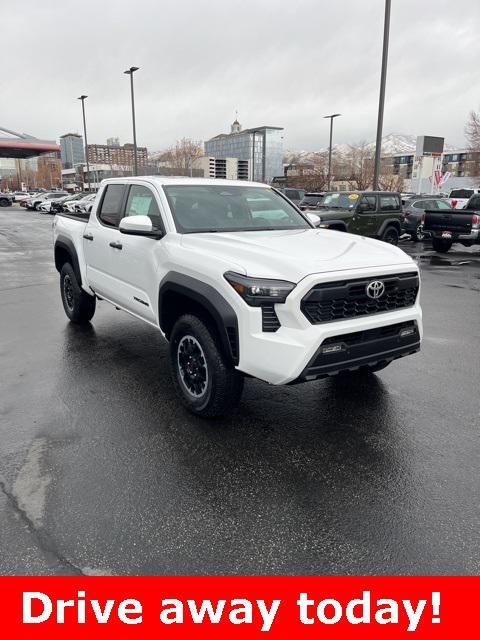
[3,0,479,151]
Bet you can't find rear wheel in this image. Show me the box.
[60,263,96,323]
[0,198,10,207]
[169,314,244,418]
[381,226,399,245]
[432,237,453,253]
[411,223,425,242]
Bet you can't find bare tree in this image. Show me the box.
[165,138,204,174]
[344,141,374,190]
[465,109,480,174]
[378,173,404,192]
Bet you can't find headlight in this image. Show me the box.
[224,271,295,306]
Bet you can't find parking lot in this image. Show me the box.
[0,205,479,576]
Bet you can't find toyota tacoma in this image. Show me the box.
[53,178,422,417]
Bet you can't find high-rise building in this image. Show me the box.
[60,133,85,169]
[192,156,250,180]
[204,119,284,183]
[106,137,120,147]
[87,143,148,169]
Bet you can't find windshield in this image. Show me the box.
[163,185,310,233]
[301,194,324,205]
[450,189,473,199]
[320,192,359,209]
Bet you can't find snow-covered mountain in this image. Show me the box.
[284,133,458,164]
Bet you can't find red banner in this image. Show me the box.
[0,576,477,638]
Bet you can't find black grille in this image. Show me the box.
[226,326,239,362]
[322,321,415,348]
[301,272,419,324]
[261,305,281,332]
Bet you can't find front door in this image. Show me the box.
[350,194,377,235]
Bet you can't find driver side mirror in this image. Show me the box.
[357,202,370,213]
[119,215,163,238]
[306,212,321,227]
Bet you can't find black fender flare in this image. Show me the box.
[158,272,239,365]
[54,235,82,285]
[377,218,402,237]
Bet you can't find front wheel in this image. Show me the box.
[381,226,399,245]
[60,263,96,323]
[432,237,453,253]
[169,314,244,418]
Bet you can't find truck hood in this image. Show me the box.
[180,229,415,282]
[316,207,354,220]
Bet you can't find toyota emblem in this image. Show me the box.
[366,280,385,299]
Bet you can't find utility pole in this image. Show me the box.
[124,66,140,176]
[77,95,91,192]
[324,114,341,191]
[373,0,392,190]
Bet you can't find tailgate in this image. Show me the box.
[423,210,473,235]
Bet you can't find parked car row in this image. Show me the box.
[21,191,97,214]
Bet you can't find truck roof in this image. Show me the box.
[100,176,268,188]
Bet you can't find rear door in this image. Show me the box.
[101,183,166,322]
[377,194,402,234]
[83,183,126,301]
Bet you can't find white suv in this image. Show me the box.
[53,177,422,417]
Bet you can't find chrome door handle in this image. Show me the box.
[109,241,123,250]
[83,233,94,241]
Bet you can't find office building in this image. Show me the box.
[87,143,148,169]
[204,119,284,183]
[60,133,85,169]
[106,137,120,148]
[192,156,250,180]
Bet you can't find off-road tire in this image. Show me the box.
[432,237,453,253]
[60,263,96,323]
[381,226,399,245]
[169,314,244,418]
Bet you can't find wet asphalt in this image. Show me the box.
[0,205,479,576]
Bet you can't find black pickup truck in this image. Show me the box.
[423,193,480,252]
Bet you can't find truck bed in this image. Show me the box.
[56,211,91,222]
[424,209,474,236]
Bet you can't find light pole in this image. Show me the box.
[324,113,341,191]
[373,0,392,190]
[77,95,91,192]
[124,66,140,176]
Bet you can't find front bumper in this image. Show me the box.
[235,265,422,385]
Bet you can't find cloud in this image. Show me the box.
[3,0,479,151]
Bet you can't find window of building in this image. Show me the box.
[98,184,125,227]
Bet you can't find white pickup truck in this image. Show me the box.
[53,177,422,417]
[447,188,480,210]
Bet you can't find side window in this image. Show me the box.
[98,184,125,227]
[359,195,376,212]
[380,195,400,211]
[124,185,163,231]
[436,200,451,210]
[413,200,426,209]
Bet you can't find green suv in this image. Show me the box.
[312,191,403,245]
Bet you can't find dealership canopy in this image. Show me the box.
[0,126,60,159]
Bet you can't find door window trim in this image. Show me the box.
[96,183,128,229]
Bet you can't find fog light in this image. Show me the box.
[400,327,415,338]
[321,343,344,354]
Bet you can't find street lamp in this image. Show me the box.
[77,95,91,192]
[124,66,140,176]
[373,0,392,190]
[324,113,341,191]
